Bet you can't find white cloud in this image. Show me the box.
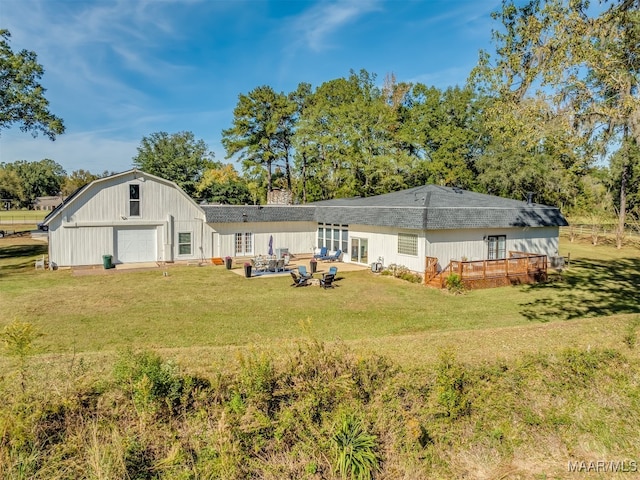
[292,0,382,52]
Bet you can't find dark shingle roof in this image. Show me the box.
[203,185,568,229]
[202,205,316,223]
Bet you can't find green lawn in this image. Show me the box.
[1,236,639,369]
[1,236,639,479]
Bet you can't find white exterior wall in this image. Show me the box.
[209,221,317,258]
[425,226,560,271]
[342,225,558,274]
[346,225,426,272]
[47,173,210,267]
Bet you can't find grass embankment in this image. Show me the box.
[0,236,639,478]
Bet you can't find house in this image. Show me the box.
[34,195,66,211]
[43,170,568,281]
[42,170,209,267]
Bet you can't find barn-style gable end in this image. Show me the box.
[43,169,208,268]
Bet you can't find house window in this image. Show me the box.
[398,233,418,256]
[235,232,253,255]
[129,184,140,217]
[317,223,349,251]
[178,232,192,255]
[488,235,506,260]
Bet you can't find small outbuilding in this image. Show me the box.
[42,169,209,268]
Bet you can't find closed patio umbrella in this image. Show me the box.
[268,235,273,256]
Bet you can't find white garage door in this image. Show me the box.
[116,228,157,263]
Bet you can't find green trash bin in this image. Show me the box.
[102,254,113,269]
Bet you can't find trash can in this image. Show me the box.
[102,254,113,269]
[310,259,317,274]
[244,263,252,278]
[225,257,232,269]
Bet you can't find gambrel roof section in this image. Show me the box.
[310,185,568,230]
[42,169,202,226]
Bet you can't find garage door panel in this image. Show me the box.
[116,228,157,263]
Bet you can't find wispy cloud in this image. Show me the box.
[292,0,382,52]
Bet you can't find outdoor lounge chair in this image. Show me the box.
[327,266,338,277]
[319,273,335,289]
[290,271,308,287]
[298,265,312,279]
[320,249,342,262]
[313,246,327,259]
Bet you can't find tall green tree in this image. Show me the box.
[0,29,64,139]
[1,159,66,207]
[222,86,296,195]
[396,84,481,189]
[196,163,252,205]
[132,131,215,198]
[472,0,639,245]
[294,70,406,200]
[61,169,99,196]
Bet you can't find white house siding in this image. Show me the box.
[47,172,209,267]
[346,225,426,272]
[425,227,560,270]
[208,221,317,258]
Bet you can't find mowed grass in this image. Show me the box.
[0,209,46,232]
[2,235,639,369]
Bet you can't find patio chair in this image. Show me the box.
[298,265,312,279]
[319,273,335,289]
[328,266,338,276]
[34,255,46,270]
[313,246,328,259]
[276,259,285,272]
[268,259,277,272]
[290,271,308,287]
[320,249,342,262]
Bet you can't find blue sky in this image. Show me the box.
[1,0,499,174]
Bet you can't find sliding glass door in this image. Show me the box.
[350,237,368,264]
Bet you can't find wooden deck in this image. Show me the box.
[425,251,548,289]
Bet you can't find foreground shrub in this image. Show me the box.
[445,273,465,294]
[332,412,379,480]
[113,349,205,417]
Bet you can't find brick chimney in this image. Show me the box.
[267,188,293,205]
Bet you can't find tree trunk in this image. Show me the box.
[617,157,628,249]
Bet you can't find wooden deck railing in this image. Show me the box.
[425,251,548,289]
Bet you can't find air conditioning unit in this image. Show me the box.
[550,256,565,270]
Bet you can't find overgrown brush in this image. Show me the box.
[0,341,638,479]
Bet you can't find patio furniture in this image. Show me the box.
[268,259,277,272]
[276,259,285,272]
[35,255,46,270]
[313,246,327,259]
[290,271,308,287]
[298,265,312,280]
[327,266,338,277]
[319,273,335,289]
[320,249,342,262]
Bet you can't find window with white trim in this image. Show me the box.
[397,232,418,256]
[235,232,253,255]
[178,232,192,255]
[317,223,349,252]
[129,184,140,217]
[487,235,506,260]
